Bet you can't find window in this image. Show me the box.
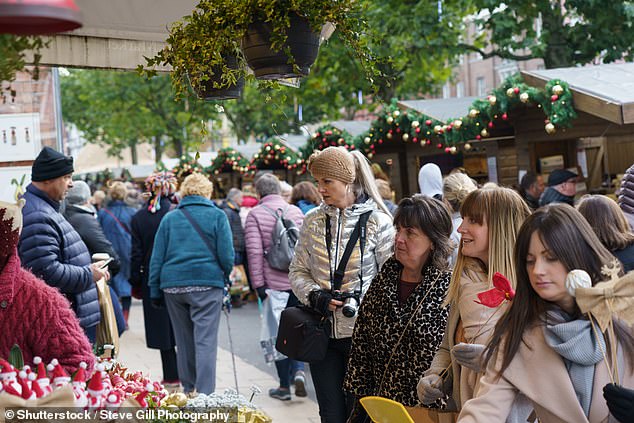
[442,83,451,99]
[476,77,486,96]
[456,82,465,98]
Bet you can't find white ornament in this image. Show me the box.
[565,269,592,297]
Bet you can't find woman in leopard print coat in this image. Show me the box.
[344,195,453,422]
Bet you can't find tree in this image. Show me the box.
[452,0,634,68]
[61,70,220,162]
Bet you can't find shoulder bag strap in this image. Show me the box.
[355,211,372,296]
[179,207,219,265]
[377,272,443,395]
[102,207,131,235]
[329,211,372,292]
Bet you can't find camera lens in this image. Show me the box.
[342,297,358,318]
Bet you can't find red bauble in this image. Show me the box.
[425,120,432,126]
[513,87,520,94]
[437,143,443,149]
[488,122,494,129]
[476,135,482,140]
[551,94,559,102]
[502,113,508,120]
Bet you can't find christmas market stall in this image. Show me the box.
[206,147,250,198]
[520,63,634,193]
[248,137,303,184]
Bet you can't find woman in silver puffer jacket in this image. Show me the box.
[290,147,395,423]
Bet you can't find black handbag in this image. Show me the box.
[275,305,331,362]
[276,211,372,362]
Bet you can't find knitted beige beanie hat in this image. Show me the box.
[307,147,355,184]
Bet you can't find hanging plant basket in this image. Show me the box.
[190,56,245,101]
[241,14,320,80]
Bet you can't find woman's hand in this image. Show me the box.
[328,298,344,311]
[451,343,486,372]
[604,383,634,422]
[417,374,444,404]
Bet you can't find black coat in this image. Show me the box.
[64,204,121,275]
[220,200,245,253]
[130,198,176,350]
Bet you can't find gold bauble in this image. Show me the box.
[506,88,515,97]
[552,84,564,95]
[449,146,457,154]
[545,123,556,134]
[387,132,393,139]
[434,125,442,134]
[165,392,188,407]
[469,109,479,118]
[453,119,462,129]
[393,110,400,118]
[480,128,489,137]
[387,116,394,124]
[411,120,420,128]
[364,137,371,144]
[488,95,497,105]
[402,133,410,141]
[519,93,530,103]
[464,143,472,151]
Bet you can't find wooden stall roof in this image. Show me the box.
[330,120,372,136]
[397,97,479,123]
[522,63,634,125]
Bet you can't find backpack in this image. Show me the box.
[258,205,300,271]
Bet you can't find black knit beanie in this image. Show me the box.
[31,147,74,182]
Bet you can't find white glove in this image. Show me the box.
[451,343,486,372]
[417,374,444,405]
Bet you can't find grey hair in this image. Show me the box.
[255,173,281,197]
[349,150,391,216]
[227,188,243,202]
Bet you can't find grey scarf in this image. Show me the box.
[543,309,606,417]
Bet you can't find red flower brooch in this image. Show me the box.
[475,272,515,308]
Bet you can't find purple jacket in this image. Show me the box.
[245,194,304,291]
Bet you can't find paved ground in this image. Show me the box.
[117,299,320,422]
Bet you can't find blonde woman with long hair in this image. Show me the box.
[290,147,394,422]
[418,187,531,421]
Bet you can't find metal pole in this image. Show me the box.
[51,68,65,153]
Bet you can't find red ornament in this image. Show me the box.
[513,87,520,94]
[425,120,432,126]
[415,128,421,133]
[396,127,401,133]
[426,140,431,145]
[0,0,82,35]
[551,94,559,102]
[437,143,443,149]
[444,147,451,153]
[475,272,515,308]
[476,135,482,140]
[488,122,494,129]
[378,139,383,144]
[446,126,452,132]
[502,113,508,120]
[412,137,418,143]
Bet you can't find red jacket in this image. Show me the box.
[244,195,303,291]
[0,252,94,373]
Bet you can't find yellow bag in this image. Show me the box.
[95,277,120,358]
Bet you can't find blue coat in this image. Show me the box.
[18,184,100,329]
[98,201,136,298]
[148,195,235,300]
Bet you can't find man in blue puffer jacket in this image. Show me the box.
[18,147,110,343]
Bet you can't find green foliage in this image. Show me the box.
[457,0,634,68]
[140,0,385,99]
[0,34,47,87]
[61,69,220,161]
[354,74,577,157]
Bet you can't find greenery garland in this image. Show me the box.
[298,125,356,173]
[207,147,250,175]
[171,154,205,182]
[248,137,302,172]
[354,74,577,156]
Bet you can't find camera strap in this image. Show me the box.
[325,210,372,292]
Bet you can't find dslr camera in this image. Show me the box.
[331,291,360,318]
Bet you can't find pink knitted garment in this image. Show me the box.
[0,252,94,374]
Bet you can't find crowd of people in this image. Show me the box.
[2,145,634,423]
